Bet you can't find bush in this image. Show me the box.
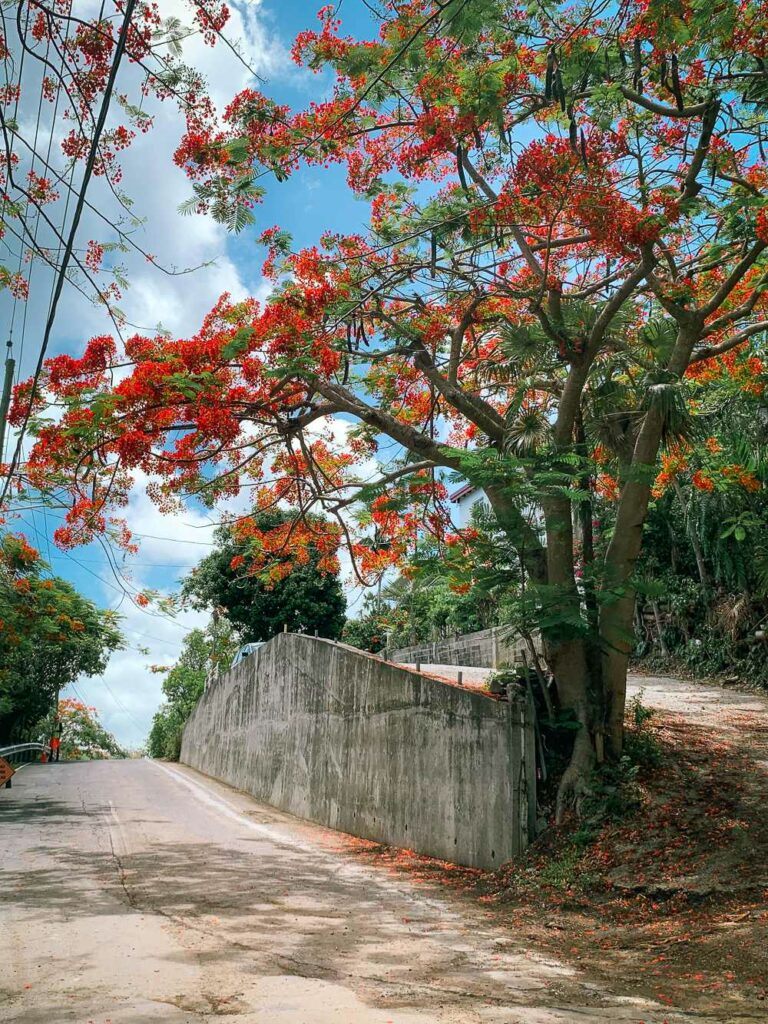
[147,704,186,759]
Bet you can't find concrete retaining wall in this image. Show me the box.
[181,633,536,870]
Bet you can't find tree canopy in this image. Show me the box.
[11,0,768,808]
[0,534,124,742]
[181,510,347,641]
[147,621,238,760]
[37,697,126,760]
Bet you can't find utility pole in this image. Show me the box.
[0,341,15,464]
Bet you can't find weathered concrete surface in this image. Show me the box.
[181,634,535,870]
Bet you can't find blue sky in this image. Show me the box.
[1,1,383,746]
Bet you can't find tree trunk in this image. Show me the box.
[542,490,598,818]
[600,406,665,755]
[486,477,597,814]
[600,325,700,755]
[546,633,595,822]
[651,600,669,657]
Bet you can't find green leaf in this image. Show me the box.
[221,327,255,361]
[222,136,252,165]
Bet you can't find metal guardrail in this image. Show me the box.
[0,743,51,788]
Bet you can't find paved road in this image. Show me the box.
[0,758,752,1024]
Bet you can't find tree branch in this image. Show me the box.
[699,241,767,318]
[690,320,768,363]
[619,86,712,120]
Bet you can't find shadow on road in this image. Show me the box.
[3,815,557,1015]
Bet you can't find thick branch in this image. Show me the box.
[448,295,484,385]
[619,86,712,120]
[310,378,546,579]
[311,379,466,471]
[325,461,438,510]
[699,241,767,318]
[410,344,506,442]
[690,320,768,363]
[587,263,649,359]
[680,98,721,201]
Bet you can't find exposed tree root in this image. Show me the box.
[555,727,595,824]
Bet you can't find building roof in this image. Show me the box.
[449,482,479,502]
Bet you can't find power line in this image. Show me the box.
[13,521,197,634]
[130,531,214,546]
[6,11,52,357]
[66,681,90,707]
[99,676,146,732]
[0,0,139,506]
[5,505,217,546]
[46,554,197,568]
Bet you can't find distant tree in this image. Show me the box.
[181,510,347,642]
[0,535,124,742]
[344,517,522,653]
[626,386,768,678]
[342,597,388,653]
[37,698,125,760]
[148,620,238,760]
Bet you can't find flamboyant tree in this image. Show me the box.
[10,0,768,808]
[37,697,125,759]
[0,534,123,741]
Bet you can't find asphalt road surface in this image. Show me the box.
[0,755,753,1024]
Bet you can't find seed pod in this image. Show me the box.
[555,68,566,111]
[545,49,555,99]
[633,39,643,92]
[456,144,469,192]
[670,53,684,111]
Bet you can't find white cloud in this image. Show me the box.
[68,600,209,751]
